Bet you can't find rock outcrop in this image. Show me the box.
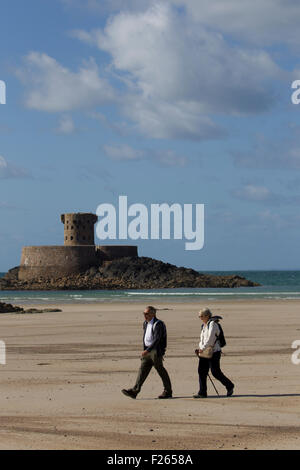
[0,302,24,313]
[0,257,259,290]
[0,302,62,313]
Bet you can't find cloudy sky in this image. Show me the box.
[1,0,300,271]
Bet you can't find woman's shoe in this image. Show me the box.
[158,391,173,399]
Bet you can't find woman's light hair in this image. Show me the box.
[199,308,212,318]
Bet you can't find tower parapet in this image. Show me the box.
[61,213,98,246]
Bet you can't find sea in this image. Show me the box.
[1,270,300,305]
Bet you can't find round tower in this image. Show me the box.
[61,213,98,246]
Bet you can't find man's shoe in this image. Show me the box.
[227,386,234,397]
[122,388,138,399]
[193,393,207,399]
[158,391,172,399]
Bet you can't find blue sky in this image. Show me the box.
[1,0,300,271]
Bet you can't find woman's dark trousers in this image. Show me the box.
[198,351,233,396]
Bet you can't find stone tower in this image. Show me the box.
[61,213,98,246]
[18,212,138,281]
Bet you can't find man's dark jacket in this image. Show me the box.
[143,317,167,357]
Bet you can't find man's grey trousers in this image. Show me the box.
[132,349,172,394]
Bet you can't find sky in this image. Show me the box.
[1,0,300,271]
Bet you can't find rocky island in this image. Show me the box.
[0,212,259,291]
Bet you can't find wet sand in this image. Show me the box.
[0,300,299,450]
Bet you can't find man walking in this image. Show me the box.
[122,306,173,399]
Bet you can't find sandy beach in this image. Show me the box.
[0,299,299,450]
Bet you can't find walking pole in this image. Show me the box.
[208,373,220,397]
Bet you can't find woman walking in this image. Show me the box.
[194,308,234,398]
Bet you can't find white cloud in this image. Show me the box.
[56,115,76,134]
[122,97,226,140]
[61,0,150,14]
[232,184,272,202]
[73,3,281,139]
[103,143,143,161]
[17,52,115,112]
[66,0,300,47]
[103,143,187,166]
[0,201,19,210]
[78,4,279,112]
[0,156,31,179]
[173,0,300,47]
[232,134,300,170]
[152,149,187,167]
[18,1,290,144]
[258,210,287,229]
[231,182,300,206]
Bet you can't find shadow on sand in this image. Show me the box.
[139,393,300,400]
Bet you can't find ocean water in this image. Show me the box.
[1,271,300,304]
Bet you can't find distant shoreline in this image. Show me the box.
[1,270,300,304]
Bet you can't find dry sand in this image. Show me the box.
[0,299,299,450]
